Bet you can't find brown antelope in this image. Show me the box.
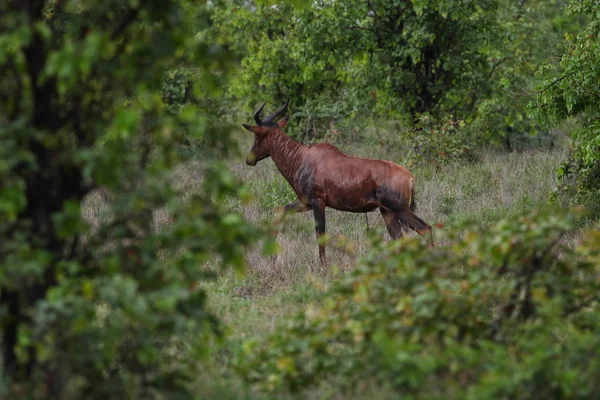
[243,100,433,264]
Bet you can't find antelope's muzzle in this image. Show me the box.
[246,152,257,166]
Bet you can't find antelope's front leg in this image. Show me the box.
[311,199,327,265]
[274,201,312,226]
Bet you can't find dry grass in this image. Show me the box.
[80,141,571,398]
[224,146,567,296]
[197,145,577,400]
[80,142,568,309]
[196,146,570,384]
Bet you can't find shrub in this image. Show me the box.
[235,208,600,398]
[536,0,600,213]
[404,114,476,166]
[0,1,271,398]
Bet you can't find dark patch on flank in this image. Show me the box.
[375,184,407,212]
[296,161,315,198]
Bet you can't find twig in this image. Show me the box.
[537,71,575,94]
[342,25,375,33]
[486,57,512,80]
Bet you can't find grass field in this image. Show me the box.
[186,141,569,398]
[227,144,567,288]
[81,138,569,398]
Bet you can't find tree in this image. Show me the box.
[214,0,573,144]
[536,0,600,211]
[469,0,577,150]
[0,0,268,397]
[215,0,499,135]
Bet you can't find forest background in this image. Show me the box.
[1,0,600,398]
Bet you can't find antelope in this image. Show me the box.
[242,100,433,264]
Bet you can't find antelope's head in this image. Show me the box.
[242,100,290,166]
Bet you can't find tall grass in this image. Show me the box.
[227,146,566,291]
[183,144,568,396]
[81,139,568,399]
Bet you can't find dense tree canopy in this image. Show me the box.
[537,0,600,211]
[215,0,573,144]
[0,0,269,397]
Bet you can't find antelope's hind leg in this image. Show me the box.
[396,210,434,249]
[380,209,403,240]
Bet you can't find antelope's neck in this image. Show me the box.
[269,132,307,183]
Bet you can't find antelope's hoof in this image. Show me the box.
[274,205,285,220]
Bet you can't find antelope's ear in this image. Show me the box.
[277,115,290,129]
[242,124,269,135]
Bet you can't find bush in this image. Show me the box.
[552,120,600,213]
[404,114,476,166]
[536,0,600,213]
[235,208,600,398]
[0,1,271,398]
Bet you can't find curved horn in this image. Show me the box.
[263,99,290,125]
[253,101,267,125]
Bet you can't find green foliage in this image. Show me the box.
[254,176,298,213]
[162,68,197,112]
[215,0,576,147]
[0,0,271,398]
[466,0,577,149]
[438,193,458,216]
[215,0,498,133]
[404,114,476,166]
[235,209,600,398]
[536,0,600,211]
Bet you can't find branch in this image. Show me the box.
[469,57,511,108]
[7,58,24,121]
[67,8,146,141]
[537,71,575,94]
[342,25,375,33]
[486,57,512,80]
[496,255,510,277]
[564,296,599,316]
[111,2,146,40]
[536,234,564,265]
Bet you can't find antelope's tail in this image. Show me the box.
[409,178,417,212]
